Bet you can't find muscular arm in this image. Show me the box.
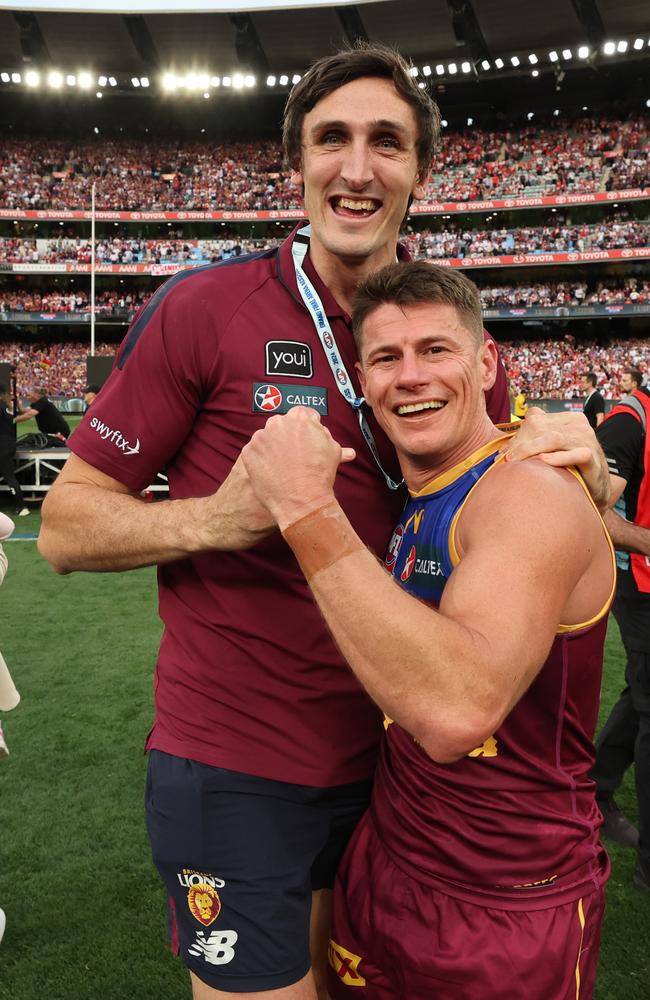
[242,409,611,763]
[38,453,275,574]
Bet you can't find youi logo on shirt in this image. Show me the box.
[265,340,313,379]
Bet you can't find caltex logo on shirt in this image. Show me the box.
[254,383,283,411]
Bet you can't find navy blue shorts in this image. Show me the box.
[145,750,372,992]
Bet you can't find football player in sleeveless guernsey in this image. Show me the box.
[241,262,616,1000]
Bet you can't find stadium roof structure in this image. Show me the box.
[0,0,647,134]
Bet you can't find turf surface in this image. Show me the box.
[0,523,647,999]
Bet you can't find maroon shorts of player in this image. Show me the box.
[328,814,605,1000]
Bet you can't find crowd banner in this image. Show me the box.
[3,247,650,275]
[0,188,647,223]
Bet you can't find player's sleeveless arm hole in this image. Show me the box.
[557,466,617,633]
[447,433,516,568]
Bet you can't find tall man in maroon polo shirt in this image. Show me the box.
[39,45,608,1000]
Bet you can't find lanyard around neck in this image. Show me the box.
[290,225,402,491]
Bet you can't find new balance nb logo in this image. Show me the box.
[188,929,238,966]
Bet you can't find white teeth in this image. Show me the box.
[397,401,446,415]
[337,197,377,211]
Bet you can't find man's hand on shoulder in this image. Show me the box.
[241,407,356,531]
[500,406,610,510]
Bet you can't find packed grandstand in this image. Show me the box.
[0,116,647,211]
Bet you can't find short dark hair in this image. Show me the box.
[584,372,597,387]
[623,368,644,388]
[282,42,440,178]
[352,261,484,350]
[84,384,99,394]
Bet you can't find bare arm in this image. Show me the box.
[600,471,650,554]
[501,405,610,509]
[38,452,276,574]
[14,408,38,423]
[241,408,610,762]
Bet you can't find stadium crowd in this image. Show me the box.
[1,219,648,266]
[0,334,646,402]
[0,115,646,212]
[2,277,647,318]
[0,287,150,315]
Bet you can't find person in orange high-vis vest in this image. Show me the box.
[591,368,650,893]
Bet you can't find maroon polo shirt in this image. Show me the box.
[69,227,510,786]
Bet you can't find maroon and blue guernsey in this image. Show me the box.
[68,226,510,787]
[373,437,614,905]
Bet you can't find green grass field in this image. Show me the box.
[0,517,648,998]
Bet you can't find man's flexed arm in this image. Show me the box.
[242,408,613,763]
[38,453,275,574]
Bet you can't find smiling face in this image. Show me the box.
[292,76,428,279]
[356,301,498,488]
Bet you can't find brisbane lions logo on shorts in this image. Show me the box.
[188,883,222,927]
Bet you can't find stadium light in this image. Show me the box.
[197,74,209,90]
[527,112,534,120]
[617,40,628,53]
[245,75,255,88]
[11,72,21,83]
[48,70,63,88]
[467,117,473,125]
[528,54,538,64]
[408,66,418,77]
[108,76,117,87]
[422,65,431,76]
[0,72,8,83]
[162,72,176,90]
[292,74,301,84]
[222,76,231,87]
[553,108,560,115]
[266,74,276,86]
[185,73,198,90]
[578,45,589,58]
[603,41,616,55]
[232,73,244,89]
[510,56,520,67]
[97,74,107,86]
[131,77,141,87]
[279,74,289,85]
[203,91,210,99]
[441,119,448,128]
[435,64,445,75]
[418,81,425,89]
[25,70,40,87]
[633,38,644,50]
[532,70,539,77]
[140,77,149,88]
[481,59,490,71]
[211,76,221,87]
[461,61,471,73]
[494,57,504,69]
[448,62,457,74]
[96,91,102,98]
[66,74,76,86]
[93,126,99,134]
[78,72,92,89]
[562,49,572,59]
[549,50,559,62]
